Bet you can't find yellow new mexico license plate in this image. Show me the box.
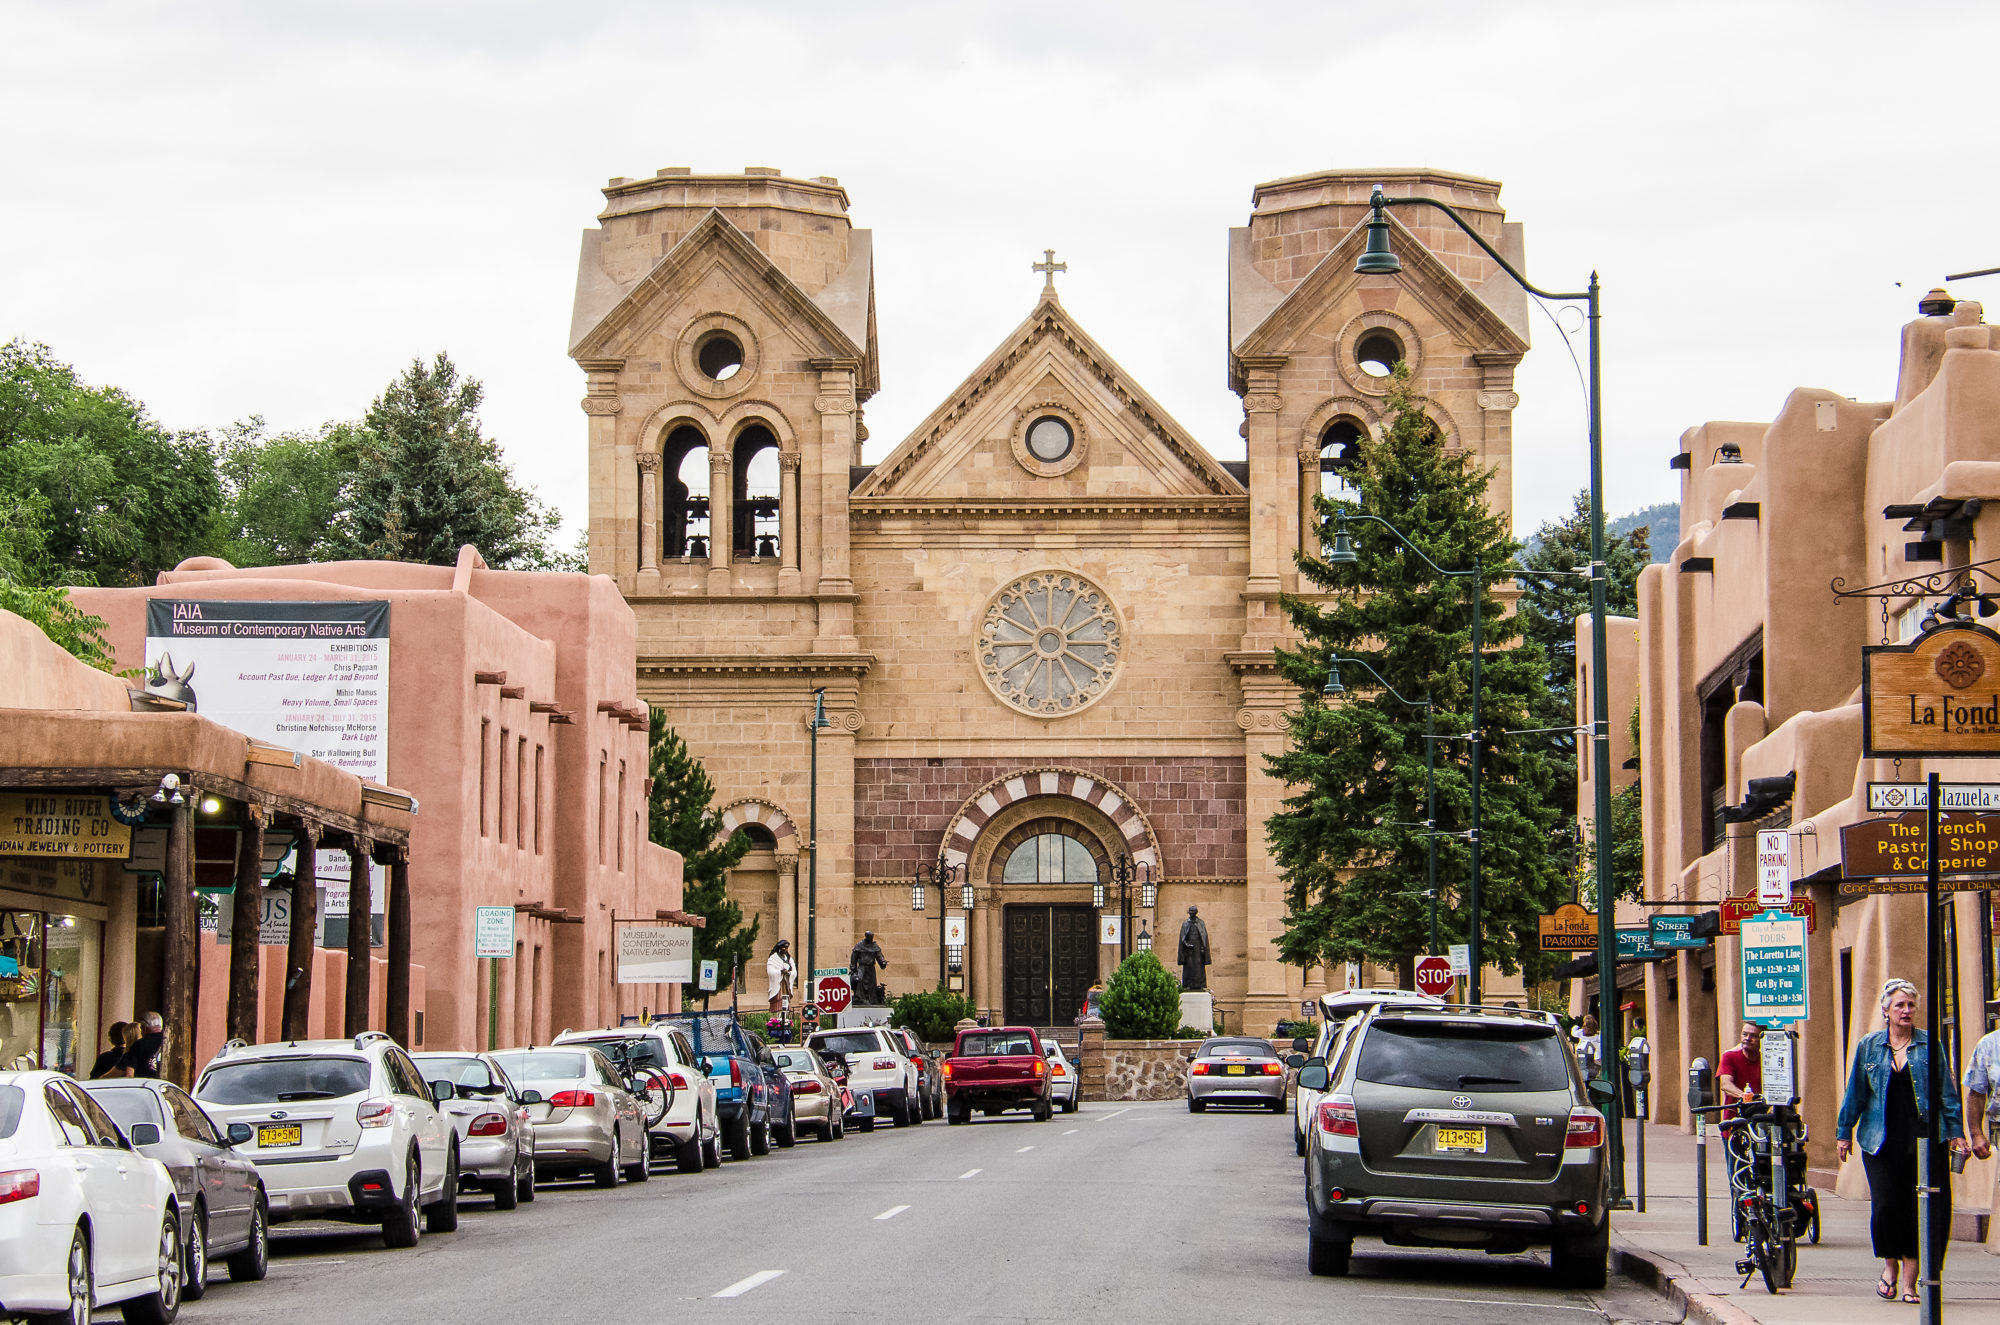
[258,1124,302,1148]
[1436,1126,1486,1152]
[1225,1065,1246,1075]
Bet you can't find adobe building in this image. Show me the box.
[1626,288,2000,1235]
[74,545,688,1063]
[571,165,1538,1030]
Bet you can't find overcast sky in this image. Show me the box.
[4,1,1994,547]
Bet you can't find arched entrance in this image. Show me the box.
[989,819,1105,1026]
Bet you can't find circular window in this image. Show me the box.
[1355,330,1403,378]
[978,571,1123,717]
[1026,416,1074,463]
[697,333,745,382]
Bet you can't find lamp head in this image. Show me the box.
[1326,515,1359,565]
[1714,442,1744,465]
[1322,659,1346,696]
[1354,186,1402,275]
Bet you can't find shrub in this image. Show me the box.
[891,989,977,1045]
[1100,951,1183,1040]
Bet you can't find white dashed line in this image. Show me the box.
[958,1168,982,1180]
[1063,1128,1078,1135]
[874,1204,910,1221]
[1016,1145,1035,1153]
[714,1271,785,1298]
[1095,1107,1132,1123]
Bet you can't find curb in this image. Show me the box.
[1613,1246,1763,1325]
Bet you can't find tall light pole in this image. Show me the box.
[1355,184,1619,1197]
[1322,656,1439,958]
[1326,511,1483,1003]
[806,688,830,1005]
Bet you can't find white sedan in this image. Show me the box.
[1044,1041,1080,1113]
[0,1070,186,1324]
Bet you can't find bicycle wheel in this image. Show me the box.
[1752,1215,1783,1295]
[1777,1231,1797,1290]
[636,1069,673,1127]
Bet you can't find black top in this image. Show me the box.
[88,1048,125,1079]
[1886,1062,1920,1157]
[122,1032,166,1080]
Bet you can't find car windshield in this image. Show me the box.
[493,1051,588,1081]
[198,1056,372,1104]
[1200,1039,1276,1058]
[0,1085,23,1139]
[415,1056,504,1093]
[567,1037,667,1070]
[771,1050,817,1071]
[1356,1022,1569,1092]
[957,1032,1034,1056]
[83,1086,163,1131]
[811,1032,882,1057]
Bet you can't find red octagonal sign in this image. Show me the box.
[815,975,853,1013]
[1413,956,1454,998]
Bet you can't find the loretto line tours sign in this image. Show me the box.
[145,600,391,783]
[1862,620,2000,757]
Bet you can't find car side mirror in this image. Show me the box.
[127,1122,161,1146]
[225,1122,254,1146]
[1284,1053,1306,1069]
[1586,1077,1617,1107]
[518,1089,543,1105]
[1298,1063,1330,1092]
[1291,1036,1311,1053]
[430,1080,455,1103]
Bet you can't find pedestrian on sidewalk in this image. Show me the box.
[1718,1021,1761,1117]
[1836,977,1968,1304]
[1962,1014,2000,1160]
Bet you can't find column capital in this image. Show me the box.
[779,450,802,473]
[635,451,662,474]
[1297,446,1322,468]
[709,448,733,473]
[1243,393,1283,415]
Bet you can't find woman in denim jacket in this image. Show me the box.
[1836,978,1969,1302]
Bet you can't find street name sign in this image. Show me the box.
[1413,956,1453,997]
[1868,781,2000,812]
[1740,911,1810,1026]
[1649,913,1707,950]
[1617,927,1664,963]
[1863,621,2000,757]
[474,905,514,959]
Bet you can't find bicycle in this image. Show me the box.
[1694,1100,1817,1293]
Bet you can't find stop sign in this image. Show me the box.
[815,975,852,1013]
[1414,956,1454,998]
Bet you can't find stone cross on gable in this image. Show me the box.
[1034,248,1067,294]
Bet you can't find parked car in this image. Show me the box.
[942,1026,1051,1124]
[553,1026,721,1173]
[193,1032,458,1248]
[1289,989,1443,1153]
[1044,1041,1080,1113]
[884,1027,943,1120]
[411,1052,537,1209]
[1300,1004,1609,1286]
[654,1013,788,1159]
[808,1026,921,1127]
[1187,1037,1286,1112]
[769,1046,844,1141]
[0,1071,186,1325]
[81,1078,269,1298]
[822,1051,876,1132]
[492,1047,648,1187]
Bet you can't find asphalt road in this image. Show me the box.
[143,1100,1678,1324]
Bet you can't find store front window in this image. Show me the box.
[0,911,45,1071]
[0,909,101,1075]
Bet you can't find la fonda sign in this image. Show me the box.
[1864,621,2000,757]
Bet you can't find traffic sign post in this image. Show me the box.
[816,974,852,1014]
[474,906,514,1052]
[1413,955,1453,998]
[1756,829,1793,909]
[1740,911,1809,1027]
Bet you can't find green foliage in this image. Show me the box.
[334,353,564,568]
[645,707,755,990]
[1100,950,1183,1040]
[891,990,977,1044]
[0,339,224,586]
[1270,365,1564,979]
[1609,502,1677,564]
[0,582,119,672]
[215,417,367,566]
[1579,700,1645,908]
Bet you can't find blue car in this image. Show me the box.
[652,1013,795,1159]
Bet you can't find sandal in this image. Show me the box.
[1878,1274,1897,1300]
[1903,1292,1921,1304]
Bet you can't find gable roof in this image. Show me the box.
[855,293,1243,499]
[567,209,870,379]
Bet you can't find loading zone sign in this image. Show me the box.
[1740,911,1810,1026]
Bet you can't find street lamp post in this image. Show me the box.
[806,689,831,1003]
[1326,512,1482,1003]
[1106,855,1154,961]
[1322,656,1438,958]
[1355,185,1620,1198]
[912,856,962,991]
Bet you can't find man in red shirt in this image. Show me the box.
[1718,1020,1763,1116]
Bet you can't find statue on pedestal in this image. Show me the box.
[1178,906,1210,991]
[850,931,889,1006]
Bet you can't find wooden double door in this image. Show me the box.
[1003,904,1097,1026]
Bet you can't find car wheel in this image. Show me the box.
[594,1133,622,1188]
[119,1208,183,1325]
[947,1098,969,1126]
[624,1127,651,1182]
[380,1155,422,1249]
[677,1133,705,1173]
[1295,1125,1306,1157]
[224,1197,269,1283]
[1188,1097,1206,1113]
[37,1226,90,1325]
[774,1117,797,1148]
[1307,1228,1352,1277]
[180,1203,208,1302]
[750,1119,772,1155]
[726,1112,752,1161]
[830,1111,844,1140]
[1034,1098,1053,1122]
[702,1131,723,1168]
[517,1154,538,1203]
[1268,1097,1287,1114]
[1550,1226,1609,1290]
[424,1146,460,1233]
[1063,1096,1078,1114]
[491,1147,521,1209]
[889,1091,912,1128]
[858,1115,876,1132]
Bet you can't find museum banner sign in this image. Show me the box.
[1863,622,2000,757]
[0,793,132,859]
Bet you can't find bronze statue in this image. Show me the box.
[850,931,889,1006]
[1178,906,1210,991]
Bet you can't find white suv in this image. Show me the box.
[806,1027,921,1127]
[194,1032,457,1247]
[553,1026,721,1172]
[1289,988,1442,1156]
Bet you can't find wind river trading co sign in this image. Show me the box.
[1863,621,2000,757]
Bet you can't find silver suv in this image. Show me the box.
[194,1032,458,1248]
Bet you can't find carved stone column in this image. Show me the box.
[1296,445,1322,563]
[811,358,860,641]
[578,358,626,584]
[707,447,733,593]
[1238,356,1288,647]
[778,450,802,594]
[1472,352,1522,529]
[1234,656,1303,1034]
[776,852,800,953]
[636,451,661,577]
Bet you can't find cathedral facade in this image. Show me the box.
[571,165,1534,1031]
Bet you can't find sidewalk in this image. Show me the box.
[1610,1120,2000,1324]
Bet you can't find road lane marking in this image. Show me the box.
[1354,1295,1598,1313]
[958,1168,982,1179]
[1016,1145,1035,1153]
[1095,1107,1132,1123]
[874,1204,910,1221]
[714,1271,785,1298]
[1063,1129,1078,1135]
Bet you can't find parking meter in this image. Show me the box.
[1627,1037,1651,1088]
[1689,1055,1713,1243]
[1688,1056,1714,1111]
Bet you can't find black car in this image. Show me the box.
[82,1077,270,1298]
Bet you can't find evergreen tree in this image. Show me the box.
[645,708,756,993]
[337,353,564,567]
[216,417,367,567]
[1268,366,1563,977]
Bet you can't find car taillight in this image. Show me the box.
[941,1063,955,1081]
[873,1058,896,1071]
[0,1169,39,1204]
[666,1073,691,1091]
[1261,1062,1283,1075]
[1032,1059,1047,1077]
[793,1080,822,1095]
[1317,1098,1358,1138]
[356,1099,395,1128]
[469,1113,508,1137]
[1566,1108,1605,1148]
[730,1060,743,1088]
[1051,1063,1067,1076]
[548,1089,597,1109]
[1190,1062,1211,1076]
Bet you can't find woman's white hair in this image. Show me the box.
[1880,978,1919,1012]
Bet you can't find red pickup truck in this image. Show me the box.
[942,1026,1053,1125]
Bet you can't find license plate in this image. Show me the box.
[257,1124,302,1148]
[1436,1126,1486,1152]
[1225,1064,1246,1075]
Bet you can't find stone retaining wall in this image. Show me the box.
[1074,1018,1292,1101]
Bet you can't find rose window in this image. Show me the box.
[978,572,1123,716]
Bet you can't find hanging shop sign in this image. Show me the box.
[1617,927,1666,962]
[0,793,132,860]
[1720,893,1817,934]
[1649,913,1708,949]
[1862,621,2000,757]
[615,925,694,984]
[1868,782,2000,812]
[1537,902,1598,952]
[1839,811,2000,888]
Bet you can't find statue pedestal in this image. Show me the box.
[1180,991,1214,1035]
[838,1006,892,1028]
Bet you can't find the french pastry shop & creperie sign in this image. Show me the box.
[1863,622,2000,757]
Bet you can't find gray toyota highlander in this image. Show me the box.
[1299,1004,1609,1286]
